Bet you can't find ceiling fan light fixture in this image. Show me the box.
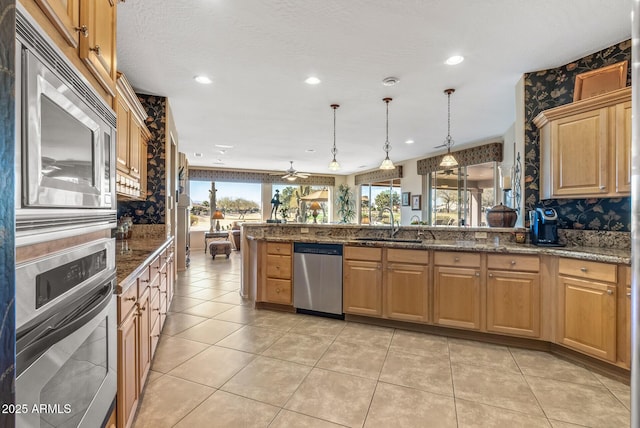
[328,104,341,171]
[286,175,297,181]
[379,97,395,170]
[439,89,459,168]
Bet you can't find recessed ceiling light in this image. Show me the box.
[194,152,203,157]
[305,76,321,85]
[194,75,213,84]
[214,144,234,149]
[218,149,226,154]
[305,148,316,153]
[445,55,464,65]
[382,77,400,86]
[405,139,415,144]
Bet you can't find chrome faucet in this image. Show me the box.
[380,207,399,238]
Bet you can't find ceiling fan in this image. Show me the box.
[271,161,310,181]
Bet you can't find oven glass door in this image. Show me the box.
[23,49,110,208]
[16,287,117,428]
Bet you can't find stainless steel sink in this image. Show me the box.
[353,237,422,243]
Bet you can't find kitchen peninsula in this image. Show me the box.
[242,223,631,374]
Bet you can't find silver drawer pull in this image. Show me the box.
[454,257,460,262]
[580,267,587,273]
[475,272,480,277]
[606,289,613,295]
[510,260,516,265]
[627,292,632,297]
[488,273,493,277]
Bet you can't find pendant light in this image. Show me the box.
[328,104,340,171]
[440,88,458,168]
[379,97,395,170]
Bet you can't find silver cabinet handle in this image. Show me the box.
[454,257,460,262]
[599,185,606,190]
[475,272,480,277]
[488,273,493,277]
[580,267,587,273]
[510,260,516,265]
[627,292,632,297]
[607,289,613,295]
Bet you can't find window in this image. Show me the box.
[360,179,401,225]
[271,184,330,223]
[188,181,262,231]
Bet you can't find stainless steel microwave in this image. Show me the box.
[15,9,117,243]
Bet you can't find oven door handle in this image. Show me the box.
[16,278,114,376]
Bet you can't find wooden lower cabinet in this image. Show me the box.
[385,262,428,322]
[257,242,293,305]
[558,275,616,362]
[433,266,481,330]
[117,306,138,428]
[117,240,175,428]
[343,259,383,316]
[486,270,540,337]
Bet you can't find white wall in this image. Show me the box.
[398,160,423,225]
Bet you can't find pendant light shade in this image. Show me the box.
[328,104,340,171]
[439,89,458,168]
[379,97,395,170]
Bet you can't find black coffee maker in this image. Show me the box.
[530,207,563,246]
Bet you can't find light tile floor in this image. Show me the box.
[133,251,631,428]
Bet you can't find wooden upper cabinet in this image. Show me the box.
[116,94,130,173]
[534,86,631,199]
[79,0,117,96]
[616,100,631,193]
[34,0,81,47]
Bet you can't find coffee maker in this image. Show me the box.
[530,207,563,246]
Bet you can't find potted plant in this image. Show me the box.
[336,184,356,223]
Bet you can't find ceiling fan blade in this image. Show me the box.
[433,143,447,148]
[296,173,310,178]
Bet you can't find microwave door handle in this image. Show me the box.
[16,282,113,376]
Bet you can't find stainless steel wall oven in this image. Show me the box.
[15,8,117,246]
[16,238,117,428]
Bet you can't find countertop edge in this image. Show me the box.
[116,237,175,293]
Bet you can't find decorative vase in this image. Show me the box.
[486,203,518,227]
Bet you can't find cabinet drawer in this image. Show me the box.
[266,255,291,279]
[149,255,161,283]
[266,242,291,255]
[434,251,480,268]
[559,258,616,283]
[488,254,539,272]
[265,278,292,304]
[387,248,428,264]
[118,282,138,324]
[150,317,161,357]
[344,246,382,261]
[149,289,160,328]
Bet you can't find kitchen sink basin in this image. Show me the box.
[353,237,423,243]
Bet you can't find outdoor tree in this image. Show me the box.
[374,190,400,212]
[437,189,459,212]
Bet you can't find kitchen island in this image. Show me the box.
[242,223,631,374]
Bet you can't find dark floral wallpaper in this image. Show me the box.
[118,94,167,224]
[524,40,631,231]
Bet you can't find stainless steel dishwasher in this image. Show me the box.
[293,242,343,318]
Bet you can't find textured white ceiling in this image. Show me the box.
[116,0,630,176]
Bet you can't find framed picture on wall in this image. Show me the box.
[402,192,410,206]
[411,195,422,211]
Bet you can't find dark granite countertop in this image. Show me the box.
[246,235,630,265]
[115,237,174,292]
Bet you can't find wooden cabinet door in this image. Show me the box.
[343,259,383,316]
[550,108,608,197]
[137,287,151,391]
[79,0,117,96]
[115,95,130,173]
[487,270,540,337]
[35,0,80,47]
[385,262,428,322]
[616,100,631,193]
[433,266,481,330]
[117,308,139,428]
[558,275,616,361]
[128,117,141,179]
